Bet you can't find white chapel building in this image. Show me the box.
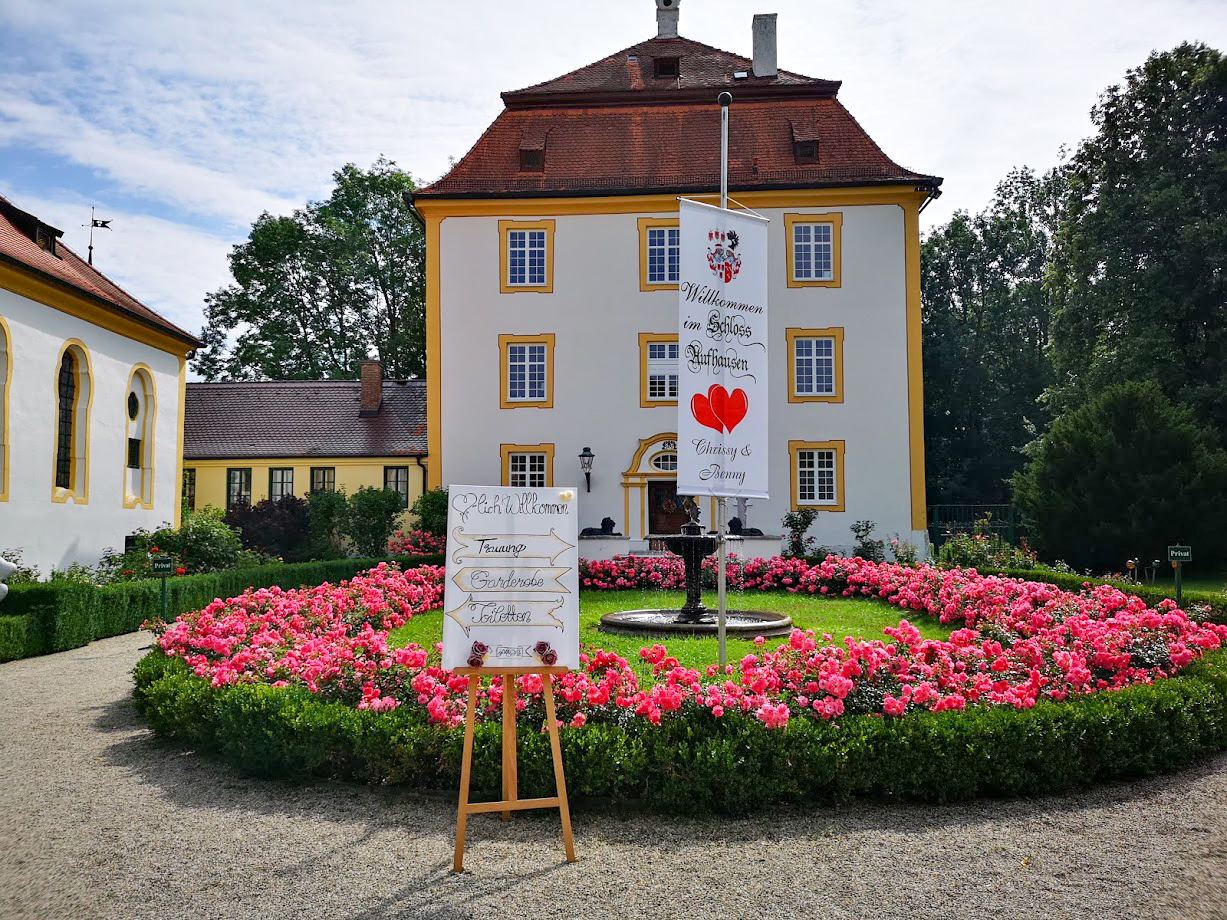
[0,196,199,576]
[410,6,941,556]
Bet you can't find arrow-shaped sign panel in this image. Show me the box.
[450,527,576,566]
[445,594,565,637]
[451,566,570,594]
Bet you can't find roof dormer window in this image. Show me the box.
[35,226,56,256]
[793,140,819,164]
[519,148,544,172]
[653,56,680,79]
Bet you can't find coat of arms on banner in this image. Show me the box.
[706,229,741,283]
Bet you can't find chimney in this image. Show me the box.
[656,0,679,39]
[752,13,777,78]
[359,360,383,417]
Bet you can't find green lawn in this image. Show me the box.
[388,590,951,677]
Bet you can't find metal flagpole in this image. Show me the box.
[88,207,96,266]
[716,91,732,670]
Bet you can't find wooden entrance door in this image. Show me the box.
[648,480,688,535]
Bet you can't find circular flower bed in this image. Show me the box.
[136,557,1227,812]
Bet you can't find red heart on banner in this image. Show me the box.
[691,390,724,433]
[691,385,749,433]
[711,385,748,432]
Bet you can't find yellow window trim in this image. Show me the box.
[498,219,555,293]
[0,313,10,502]
[784,212,843,288]
[498,333,555,408]
[638,332,679,407]
[51,339,93,505]
[122,364,157,509]
[785,327,844,403]
[788,439,846,512]
[637,217,680,292]
[500,443,555,487]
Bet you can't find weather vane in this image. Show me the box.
[84,206,112,265]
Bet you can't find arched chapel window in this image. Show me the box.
[52,341,91,501]
[55,351,76,489]
[124,367,155,507]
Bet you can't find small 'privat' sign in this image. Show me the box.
[1168,545,1193,563]
[151,554,176,576]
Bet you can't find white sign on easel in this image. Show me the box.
[442,486,580,671]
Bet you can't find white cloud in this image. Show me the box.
[8,191,233,338]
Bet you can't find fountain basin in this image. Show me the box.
[598,609,793,639]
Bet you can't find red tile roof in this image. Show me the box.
[503,35,837,102]
[418,35,939,199]
[185,380,427,459]
[0,196,200,348]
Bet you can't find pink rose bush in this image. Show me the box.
[151,555,1227,731]
[387,529,447,556]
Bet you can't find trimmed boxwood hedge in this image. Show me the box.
[0,554,444,663]
[131,647,1227,815]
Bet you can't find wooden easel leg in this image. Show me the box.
[453,676,480,873]
[541,674,577,863]
[501,676,518,820]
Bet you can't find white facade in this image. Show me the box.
[428,192,929,557]
[0,288,185,576]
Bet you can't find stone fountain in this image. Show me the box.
[598,498,792,639]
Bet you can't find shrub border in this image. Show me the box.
[0,554,444,663]
[132,646,1227,815]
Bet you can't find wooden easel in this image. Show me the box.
[452,666,577,872]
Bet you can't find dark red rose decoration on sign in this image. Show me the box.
[468,641,488,668]
[535,640,558,666]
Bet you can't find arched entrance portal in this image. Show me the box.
[622,433,717,542]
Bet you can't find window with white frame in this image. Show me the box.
[794,336,836,396]
[647,341,679,400]
[508,343,547,401]
[650,452,677,471]
[508,452,548,488]
[792,222,834,281]
[507,229,547,286]
[796,447,838,505]
[786,327,844,403]
[646,226,680,284]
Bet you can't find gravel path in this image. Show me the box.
[2,633,1226,920]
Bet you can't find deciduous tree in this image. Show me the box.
[196,157,425,380]
[1046,43,1227,435]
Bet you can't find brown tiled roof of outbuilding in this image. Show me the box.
[0,196,201,347]
[184,380,427,460]
[417,35,940,199]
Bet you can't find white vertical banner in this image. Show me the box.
[677,198,770,499]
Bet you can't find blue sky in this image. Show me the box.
[2,0,1225,343]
